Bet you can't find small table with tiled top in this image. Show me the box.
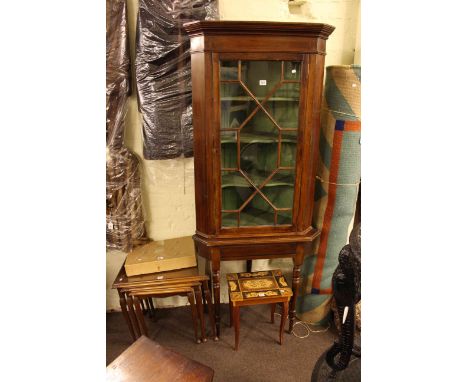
[227,269,293,350]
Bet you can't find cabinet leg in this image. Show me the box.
[289,264,301,333]
[203,259,211,314]
[289,245,305,333]
[233,305,240,351]
[202,280,218,341]
[204,258,212,293]
[194,285,207,342]
[118,290,136,340]
[211,249,221,337]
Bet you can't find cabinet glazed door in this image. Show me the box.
[216,55,305,231]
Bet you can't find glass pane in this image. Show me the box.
[265,83,300,129]
[221,131,237,169]
[220,61,238,80]
[240,194,275,226]
[220,60,301,228]
[241,61,282,98]
[220,83,255,129]
[284,61,301,80]
[222,212,238,227]
[221,171,254,211]
[240,133,278,187]
[262,169,295,208]
[280,130,297,167]
[278,210,292,225]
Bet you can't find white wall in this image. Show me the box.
[106,0,360,311]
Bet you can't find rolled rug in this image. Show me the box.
[297,65,361,324]
[135,0,218,160]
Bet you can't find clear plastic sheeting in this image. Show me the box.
[106,0,130,150]
[106,148,147,251]
[107,0,147,251]
[136,0,218,160]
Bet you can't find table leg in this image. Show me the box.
[141,298,148,315]
[204,257,212,293]
[126,294,141,338]
[202,280,218,341]
[279,301,289,345]
[133,296,148,337]
[289,244,305,333]
[246,260,252,273]
[194,285,207,342]
[203,258,211,314]
[229,300,233,328]
[270,303,276,324]
[187,290,201,344]
[233,305,240,351]
[211,248,221,337]
[148,298,156,319]
[118,289,136,340]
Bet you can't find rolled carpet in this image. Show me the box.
[297,65,361,323]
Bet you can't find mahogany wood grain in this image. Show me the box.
[106,336,214,382]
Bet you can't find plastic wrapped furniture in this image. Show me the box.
[135,0,218,160]
[106,0,147,251]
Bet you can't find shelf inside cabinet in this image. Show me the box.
[221,171,294,188]
[221,96,299,102]
[222,208,292,227]
[220,132,297,144]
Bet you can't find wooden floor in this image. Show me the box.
[107,304,337,382]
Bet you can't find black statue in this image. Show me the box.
[311,223,361,381]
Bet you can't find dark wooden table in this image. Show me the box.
[106,336,214,382]
[112,265,216,341]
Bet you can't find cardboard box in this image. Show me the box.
[124,236,197,277]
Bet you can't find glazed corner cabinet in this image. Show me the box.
[184,21,335,336]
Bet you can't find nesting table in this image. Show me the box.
[112,264,217,342]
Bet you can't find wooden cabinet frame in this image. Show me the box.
[185,21,334,336]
